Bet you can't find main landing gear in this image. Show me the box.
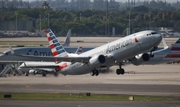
[42,71,46,77]
[91,69,99,76]
[116,63,125,75]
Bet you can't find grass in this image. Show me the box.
[0,93,177,101]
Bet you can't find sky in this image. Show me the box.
[22,0,178,3]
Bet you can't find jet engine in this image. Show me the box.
[29,69,37,75]
[130,53,150,66]
[89,55,106,66]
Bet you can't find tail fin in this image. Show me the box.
[75,47,82,55]
[171,38,180,51]
[45,28,68,57]
[63,29,71,46]
[162,38,168,49]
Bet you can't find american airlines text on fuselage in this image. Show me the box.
[106,38,134,53]
[92,38,134,56]
[33,51,52,56]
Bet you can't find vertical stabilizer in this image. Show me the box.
[63,29,71,46]
[162,38,168,49]
[45,29,68,57]
[75,47,82,55]
[171,38,180,51]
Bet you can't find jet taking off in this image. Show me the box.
[13,28,162,76]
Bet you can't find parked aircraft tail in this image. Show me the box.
[75,47,82,55]
[45,29,68,57]
[62,29,71,46]
[162,38,168,49]
[165,38,180,58]
[171,38,180,51]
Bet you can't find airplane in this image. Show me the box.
[12,28,162,76]
[18,47,83,77]
[12,38,180,77]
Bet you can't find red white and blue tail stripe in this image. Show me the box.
[165,38,180,58]
[45,28,68,57]
[170,38,180,51]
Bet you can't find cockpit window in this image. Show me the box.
[147,32,157,36]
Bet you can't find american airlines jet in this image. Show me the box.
[13,28,162,76]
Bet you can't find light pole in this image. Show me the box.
[129,13,131,35]
[48,13,49,27]
[39,14,41,31]
[106,0,108,36]
[15,13,18,31]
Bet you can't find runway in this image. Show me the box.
[0,84,180,96]
[0,65,180,96]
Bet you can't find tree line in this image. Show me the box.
[1,6,180,36]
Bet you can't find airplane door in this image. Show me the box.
[135,34,142,49]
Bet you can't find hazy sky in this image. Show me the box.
[22,0,178,3]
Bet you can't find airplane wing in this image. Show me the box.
[13,53,90,63]
[20,64,60,68]
[9,45,91,63]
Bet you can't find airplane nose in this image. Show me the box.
[154,33,163,46]
[158,34,163,41]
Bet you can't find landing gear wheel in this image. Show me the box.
[91,70,95,76]
[54,72,58,77]
[42,71,46,77]
[25,72,29,76]
[120,69,125,75]
[116,69,125,75]
[95,70,99,76]
[33,71,36,75]
[116,69,121,75]
[116,62,125,75]
[91,69,99,76]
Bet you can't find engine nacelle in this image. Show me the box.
[131,53,150,66]
[89,55,106,66]
[29,69,37,74]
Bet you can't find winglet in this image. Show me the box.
[162,38,168,49]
